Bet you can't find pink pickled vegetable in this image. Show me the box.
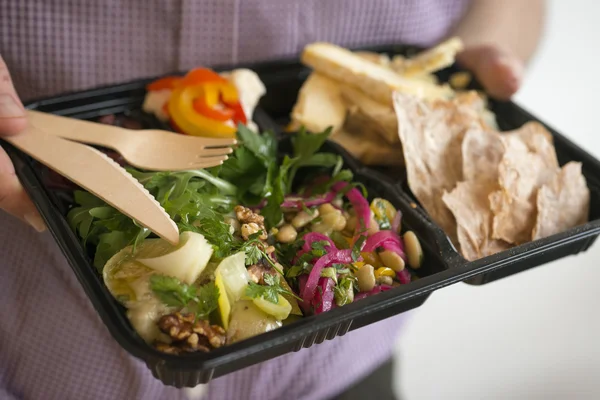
[397,269,411,284]
[391,210,402,233]
[313,277,336,314]
[302,249,354,304]
[332,182,370,234]
[362,231,402,252]
[281,191,336,209]
[354,285,393,301]
[301,232,336,254]
[297,274,311,313]
[381,242,407,261]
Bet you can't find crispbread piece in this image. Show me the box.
[355,51,392,67]
[461,127,504,182]
[302,42,453,105]
[339,85,398,145]
[532,162,589,240]
[393,92,486,246]
[442,181,510,261]
[394,37,465,77]
[290,72,347,134]
[489,122,560,244]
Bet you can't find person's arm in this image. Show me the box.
[450,0,546,100]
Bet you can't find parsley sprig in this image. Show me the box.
[245,274,302,304]
[149,275,219,320]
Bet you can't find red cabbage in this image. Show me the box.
[302,249,354,304]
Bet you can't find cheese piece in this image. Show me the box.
[301,42,453,106]
[222,68,266,119]
[290,72,347,133]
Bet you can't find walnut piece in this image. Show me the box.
[154,312,226,354]
[247,261,276,285]
[235,205,264,225]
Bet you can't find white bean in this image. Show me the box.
[356,264,376,292]
[404,231,423,269]
[379,250,405,272]
[276,224,297,243]
[292,209,319,229]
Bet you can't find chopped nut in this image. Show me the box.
[193,319,226,348]
[247,262,275,284]
[235,205,264,225]
[241,222,267,240]
[155,312,226,354]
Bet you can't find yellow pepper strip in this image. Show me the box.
[168,84,237,138]
[374,267,396,279]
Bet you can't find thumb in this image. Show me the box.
[0,55,46,232]
[0,56,27,134]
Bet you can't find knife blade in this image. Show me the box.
[3,121,180,245]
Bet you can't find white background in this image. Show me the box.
[395,1,600,399]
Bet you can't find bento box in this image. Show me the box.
[4,44,600,387]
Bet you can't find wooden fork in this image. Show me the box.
[27,110,237,171]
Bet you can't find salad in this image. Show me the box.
[64,76,424,355]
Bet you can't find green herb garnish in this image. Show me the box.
[245,273,302,304]
[149,275,219,320]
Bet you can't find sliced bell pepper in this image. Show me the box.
[168,85,237,138]
[181,68,227,86]
[193,97,234,121]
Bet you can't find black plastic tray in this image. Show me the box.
[5,45,600,387]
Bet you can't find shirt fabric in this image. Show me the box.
[0,1,470,399]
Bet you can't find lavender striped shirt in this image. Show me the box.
[0,1,469,399]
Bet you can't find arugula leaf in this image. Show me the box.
[237,124,277,166]
[245,273,302,304]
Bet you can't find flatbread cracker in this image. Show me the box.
[489,122,560,244]
[442,181,510,260]
[393,92,486,246]
[461,128,504,183]
[532,162,589,240]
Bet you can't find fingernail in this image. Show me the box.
[0,94,25,118]
[24,212,46,233]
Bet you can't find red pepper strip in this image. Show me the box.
[228,101,247,125]
[192,97,234,121]
[146,76,182,91]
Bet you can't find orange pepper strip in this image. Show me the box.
[181,68,226,86]
[146,76,182,91]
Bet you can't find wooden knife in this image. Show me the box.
[3,120,180,245]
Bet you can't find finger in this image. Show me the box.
[0,146,46,232]
[457,46,524,101]
[0,55,27,135]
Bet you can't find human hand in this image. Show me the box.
[457,44,525,101]
[0,56,45,232]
